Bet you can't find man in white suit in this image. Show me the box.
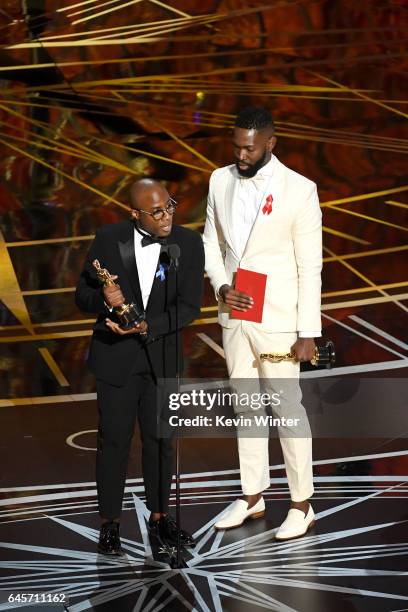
[203,107,322,540]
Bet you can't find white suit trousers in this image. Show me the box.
[222,322,314,501]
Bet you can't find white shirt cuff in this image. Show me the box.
[299,331,321,338]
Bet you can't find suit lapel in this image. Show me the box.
[145,247,169,310]
[242,158,286,259]
[224,167,241,260]
[118,226,143,308]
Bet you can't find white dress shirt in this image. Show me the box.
[233,156,320,338]
[233,156,275,260]
[133,228,161,308]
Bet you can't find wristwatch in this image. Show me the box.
[216,285,227,302]
[139,322,148,337]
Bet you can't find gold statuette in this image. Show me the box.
[260,340,335,369]
[92,259,145,329]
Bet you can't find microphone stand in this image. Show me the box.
[167,245,186,569]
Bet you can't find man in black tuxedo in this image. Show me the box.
[75,179,204,555]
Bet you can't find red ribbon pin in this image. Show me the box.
[262,194,273,215]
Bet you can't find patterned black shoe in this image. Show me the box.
[148,519,175,564]
[159,515,196,548]
[98,521,122,555]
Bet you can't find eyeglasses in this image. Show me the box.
[136,198,178,221]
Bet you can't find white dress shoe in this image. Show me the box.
[214,498,265,530]
[275,504,315,541]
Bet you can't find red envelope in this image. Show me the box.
[231,267,267,323]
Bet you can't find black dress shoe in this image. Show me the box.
[158,515,196,548]
[98,521,122,555]
[147,517,162,540]
[147,519,175,564]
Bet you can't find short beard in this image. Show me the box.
[236,149,270,178]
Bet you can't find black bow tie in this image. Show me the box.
[141,233,167,248]
[135,223,167,248]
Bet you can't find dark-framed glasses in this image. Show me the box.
[137,197,177,221]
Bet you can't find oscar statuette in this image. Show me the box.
[260,340,335,369]
[92,259,145,329]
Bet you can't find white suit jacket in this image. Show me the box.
[203,157,322,333]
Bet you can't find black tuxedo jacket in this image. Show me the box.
[75,221,204,386]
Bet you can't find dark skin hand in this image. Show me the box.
[105,318,148,336]
[290,337,316,362]
[103,275,148,336]
[219,284,253,311]
[103,275,125,308]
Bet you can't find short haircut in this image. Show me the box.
[129,178,165,208]
[235,106,274,132]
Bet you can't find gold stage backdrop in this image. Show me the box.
[0,0,406,400]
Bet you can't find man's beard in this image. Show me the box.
[235,149,270,178]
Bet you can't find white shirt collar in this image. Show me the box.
[256,154,275,177]
[234,154,276,181]
[134,226,143,245]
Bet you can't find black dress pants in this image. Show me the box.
[96,372,173,519]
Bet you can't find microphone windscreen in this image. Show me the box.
[168,244,181,260]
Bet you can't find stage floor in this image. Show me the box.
[1,402,408,612]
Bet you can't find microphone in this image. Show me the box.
[168,244,181,269]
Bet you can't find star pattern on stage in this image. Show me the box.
[1,464,407,611]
